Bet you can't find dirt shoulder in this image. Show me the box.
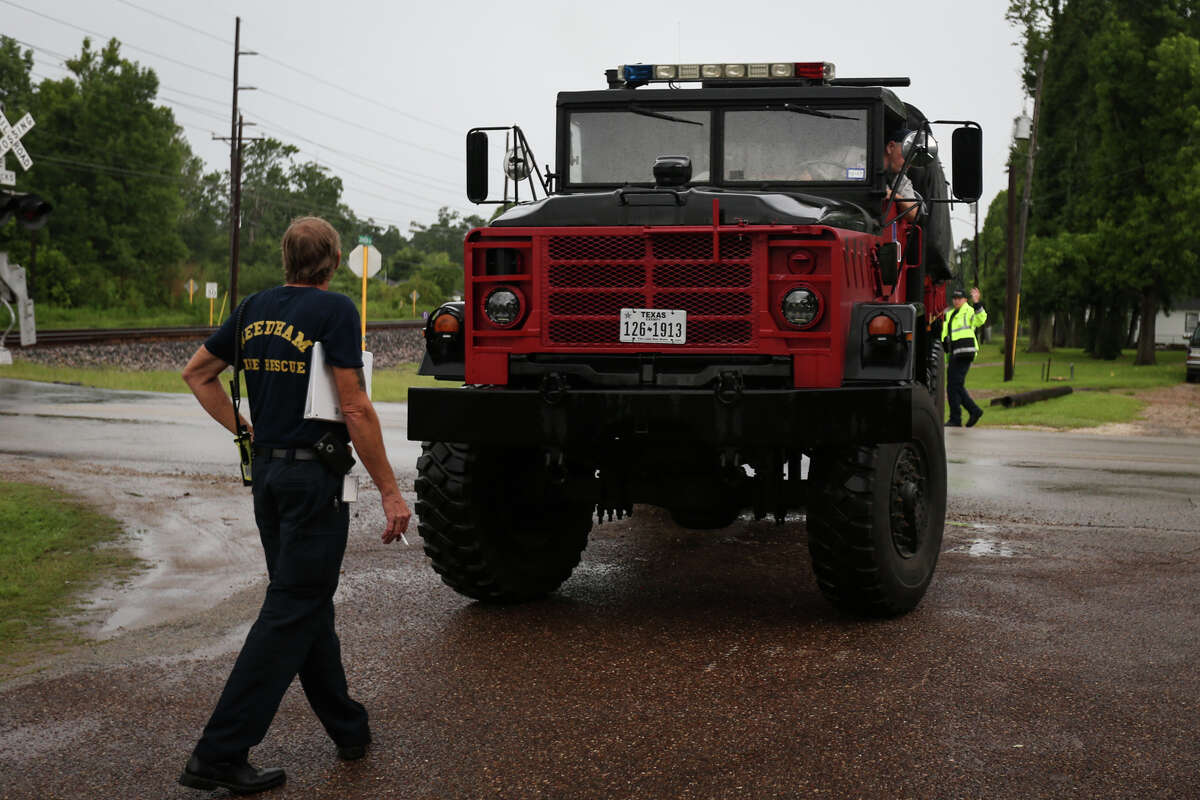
[1069,383,1200,437]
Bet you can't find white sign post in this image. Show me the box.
[346,244,382,278]
[0,110,36,186]
[347,244,382,349]
[205,282,219,325]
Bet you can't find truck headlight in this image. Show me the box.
[781,287,821,328]
[484,287,522,327]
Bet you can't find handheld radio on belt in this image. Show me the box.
[230,294,255,486]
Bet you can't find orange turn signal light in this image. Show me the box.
[433,313,461,334]
[867,314,897,337]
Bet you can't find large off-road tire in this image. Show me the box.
[415,442,592,602]
[806,389,947,617]
[926,337,945,406]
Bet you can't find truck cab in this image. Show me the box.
[408,61,983,617]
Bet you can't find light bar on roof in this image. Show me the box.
[619,62,835,83]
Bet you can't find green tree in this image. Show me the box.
[1008,0,1200,363]
[408,207,486,260]
[2,38,190,308]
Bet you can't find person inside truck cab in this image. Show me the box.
[883,128,920,223]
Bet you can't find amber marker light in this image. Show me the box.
[868,314,897,337]
[434,313,461,334]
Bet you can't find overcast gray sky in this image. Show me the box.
[6,0,1026,249]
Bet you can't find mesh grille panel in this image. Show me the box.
[548,264,645,288]
[650,233,753,260]
[548,236,645,260]
[653,263,752,288]
[688,319,754,344]
[542,232,756,347]
[548,291,644,316]
[547,319,620,344]
[652,291,752,316]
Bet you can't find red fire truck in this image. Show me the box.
[408,61,982,616]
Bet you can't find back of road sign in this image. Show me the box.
[347,244,382,278]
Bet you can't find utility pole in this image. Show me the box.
[1015,48,1048,343]
[226,17,256,313]
[1004,49,1048,381]
[972,201,980,288]
[1004,161,1018,381]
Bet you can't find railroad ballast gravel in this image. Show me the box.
[14,327,426,371]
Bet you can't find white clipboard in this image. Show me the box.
[303,341,373,422]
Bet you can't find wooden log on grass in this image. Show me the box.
[989,386,1073,408]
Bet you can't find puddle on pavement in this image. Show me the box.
[948,537,1019,558]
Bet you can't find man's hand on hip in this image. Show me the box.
[381,491,411,544]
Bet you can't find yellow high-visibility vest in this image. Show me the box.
[945,303,987,356]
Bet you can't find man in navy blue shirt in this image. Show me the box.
[179,216,410,795]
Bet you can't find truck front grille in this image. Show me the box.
[543,233,756,347]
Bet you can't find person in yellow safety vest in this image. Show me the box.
[944,286,987,427]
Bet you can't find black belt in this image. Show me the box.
[254,446,318,461]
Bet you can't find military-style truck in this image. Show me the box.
[408,61,982,617]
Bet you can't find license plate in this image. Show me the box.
[619,308,687,344]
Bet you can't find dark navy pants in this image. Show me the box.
[193,457,369,763]
[946,352,982,425]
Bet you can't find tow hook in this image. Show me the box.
[715,370,743,406]
[544,447,568,486]
[540,372,568,405]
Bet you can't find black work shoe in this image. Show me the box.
[337,742,369,761]
[336,732,371,761]
[946,420,963,428]
[966,409,984,427]
[179,755,285,795]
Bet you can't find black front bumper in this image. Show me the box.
[407,385,913,447]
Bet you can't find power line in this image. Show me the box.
[8,7,463,165]
[256,54,461,137]
[111,0,230,45]
[108,0,461,138]
[254,87,461,162]
[0,0,227,83]
[248,117,460,192]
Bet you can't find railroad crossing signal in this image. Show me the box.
[0,109,36,184]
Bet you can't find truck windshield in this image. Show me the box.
[723,108,869,182]
[568,110,710,184]
[566,106,870,186]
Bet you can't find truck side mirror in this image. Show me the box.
[466,131,489,203]
[951,126,983,202]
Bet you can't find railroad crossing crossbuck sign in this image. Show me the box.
[0,109,36,186]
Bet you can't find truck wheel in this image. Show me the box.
[806,390,946,617]
[669,505,742,530]
[415,442,592,603]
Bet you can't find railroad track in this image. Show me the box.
[2,319,423,348]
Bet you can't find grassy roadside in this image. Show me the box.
[0,482,142,667]
[2,345,1188,427]
[955,345,1187,429]
[0,361,444,402]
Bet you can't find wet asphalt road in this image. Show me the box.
[1,379,1199,799]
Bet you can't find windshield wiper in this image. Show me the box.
[628,105,704,126]
[782,103,857,121]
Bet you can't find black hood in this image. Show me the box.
[490,188,878,233]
